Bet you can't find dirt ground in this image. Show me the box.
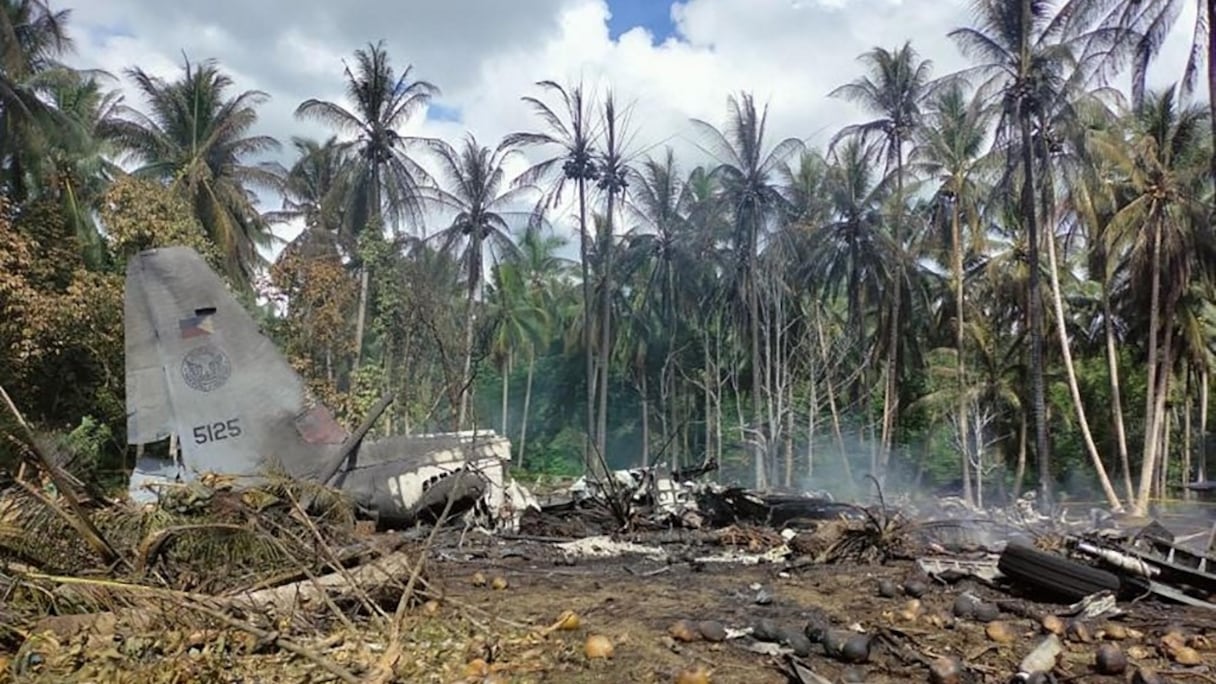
[397,536,1216,683]
[9,529,1216,683]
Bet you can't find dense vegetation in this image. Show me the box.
[2,0,1213,516]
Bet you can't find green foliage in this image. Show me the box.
[99,175,218,269]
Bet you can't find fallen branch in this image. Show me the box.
[227,548,423,615]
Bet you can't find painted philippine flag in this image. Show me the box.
[179,311,216,339]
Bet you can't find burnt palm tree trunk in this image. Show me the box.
[578,179,598,475]
[749,207,766,489]
[952,196,973,506]
[596,189,615,468]
[1019,110,1051,503]
[880,144,905,479]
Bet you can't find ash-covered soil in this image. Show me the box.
[417,539,1216,683]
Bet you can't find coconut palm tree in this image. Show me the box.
[0,0,73,201]
[296,41,439,369]
[912,82,992,503]
[1094,85,1213,514]
[104,56,281,285]
[504,80,601,473]
[422,134,529,428]
[267,136,353,242]
[691,92,803,488]
[41,70,123,267]
[947,0,1110,502]
[1062,0,1214,167]
[591,92,633,465]
[830,42,934,466]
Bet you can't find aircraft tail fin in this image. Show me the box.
[124,246,347,482]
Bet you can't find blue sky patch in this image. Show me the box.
[426,103,463,123]
[606,0,678,43]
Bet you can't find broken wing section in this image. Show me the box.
[124,246,347,482]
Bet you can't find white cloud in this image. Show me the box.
[66,0,1199,254]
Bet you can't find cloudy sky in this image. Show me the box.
[64,0,1197,246]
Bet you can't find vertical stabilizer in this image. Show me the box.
[123,247,347,484]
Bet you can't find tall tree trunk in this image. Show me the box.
[784,375,795,488]
[500,353,511,435]
[1045,204,1123,510]
[713,325,724,468]
[1013,409,1028,499]
[880,147,906,480]
[1152,304,1177,504]
[519,351,534,467]
[457,240,482,430]
[640,371,650,468]
[807,362,817,482]
[1019,109,1051,503]
[749,209,766,489]
[952,193,973,506]
[577,180,598,476]
[1103,279,1135,502]
[1134,218,1165,515]
[1185,369,1193,497]
[597,190,616,472]
[1202,366,1210,482]
[704,334,713,467]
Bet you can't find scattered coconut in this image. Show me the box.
[555,610,581,631]
[986,621,1016,645]
[422,599,441,616]
[1170,645,1202,665]
[669,620,701,643]
[1101,623,1128,641]
[840,635,872,664]
[471,572,487,587]
[1040,614,1064,635]
[780,627,813,657]
[803,621,827,644]
[697,621,726,642]
[584,634,614,659]
[952,594,978,619]
[877,579,900,598]
[928,656,964,684]
[903,580,928,598]
[490,576,509,591]
[1067,620,1094,643]
[927,612,956,630]
[752,618,782,642]
[900,599,923,622]
[1095,643,1127,675]
[1127,644,1153,660]
[973,602,1000,623]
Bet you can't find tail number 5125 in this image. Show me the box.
[193,418,242,444]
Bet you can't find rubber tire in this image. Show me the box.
[998,540,1123,602]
